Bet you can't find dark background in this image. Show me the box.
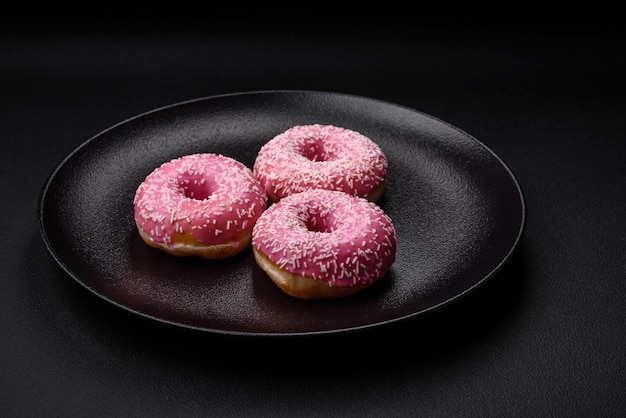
[2,18,625,416]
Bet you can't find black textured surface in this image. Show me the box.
[2,20,626,417]
[39,91,524,335]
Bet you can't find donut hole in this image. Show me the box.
[177,176,213,200]
[303,214,335,234]
[300,139,330,162]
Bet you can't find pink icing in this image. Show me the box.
[252,189,396,287]
[134,153,267,249]
[253,124,387,201]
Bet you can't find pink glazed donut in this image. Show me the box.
[252,189,396,299]
[134,153,268,259]
[253,124,388,203]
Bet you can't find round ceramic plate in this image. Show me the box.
[39,90,525,336]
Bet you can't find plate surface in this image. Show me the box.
[39,90,525,336]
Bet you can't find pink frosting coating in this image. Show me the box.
[134,153,268,248]
[253,124,387,200]
[252,189,396,287]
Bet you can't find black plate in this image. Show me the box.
[39,90,525,336]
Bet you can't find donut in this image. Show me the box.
[253,124,388,203]
[133,153,268,259]
[251,189,396,299]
